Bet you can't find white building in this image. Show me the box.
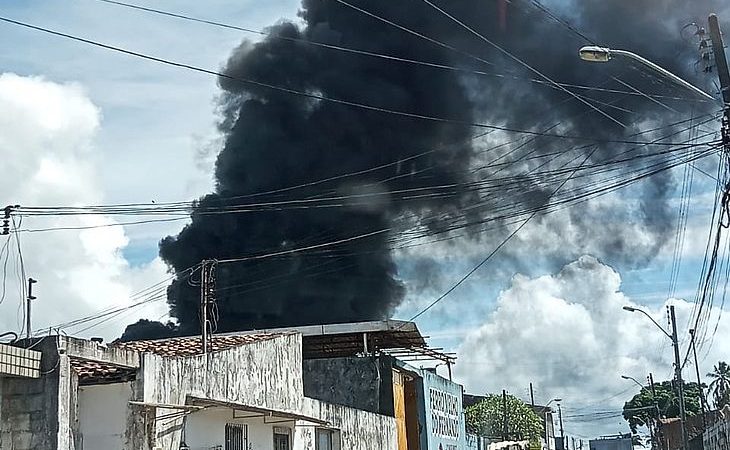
[0,331,397,450]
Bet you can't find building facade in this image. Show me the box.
[588,434,632,450]
[1,319,470,450]
[0,332,397,450]
[704,405,730,450]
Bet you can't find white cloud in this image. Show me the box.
[0,73,169,341]
[455,255,730,438]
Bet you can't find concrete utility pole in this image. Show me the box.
[558,403,565,450]
[708,14,730,148]
[25,278,37,340]
[669,306,689,450]
[503,389,508,441]
[688,329,707,431]
[199,259,217,358]
[649,373,660,450]
[530,382,535,407]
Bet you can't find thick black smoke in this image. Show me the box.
[122,0,728,339]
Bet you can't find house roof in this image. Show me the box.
[112,333,284,358]
[70,358,137,385]
[224,320,453,362]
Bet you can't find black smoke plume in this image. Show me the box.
[122,0,728,340]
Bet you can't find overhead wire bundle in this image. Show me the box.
[0,0,725,336]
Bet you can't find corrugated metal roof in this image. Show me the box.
[112,333,284,357]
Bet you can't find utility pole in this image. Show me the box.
[688,329,707,430]
[503,389,508,441]
[199,259,217,358]
[649,373,661,450]
[26,278,37,340]
[558,403,565,450]
[708,14,730,148]
[530,382,535,407]
[669,305,689,450]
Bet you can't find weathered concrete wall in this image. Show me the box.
[302,355,395,416]
[297,397,397,450]
[703,406,730,450]
[0,338,64,450]
[143,333,304,449]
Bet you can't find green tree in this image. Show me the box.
[466,394,544,447]
[707,361,730,409]
[622,380,704,434]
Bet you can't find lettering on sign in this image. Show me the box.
[429,388,460,440]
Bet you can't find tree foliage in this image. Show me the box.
[707,361,730,409]
[623,380,704,433]
[466,394,544,446]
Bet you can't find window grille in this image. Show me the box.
[225,423,248,450]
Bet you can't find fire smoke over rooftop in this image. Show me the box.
[121,0,727,340]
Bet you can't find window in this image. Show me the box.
[273,427,291,450]
[225,423,248,450]
[316,428,336,450]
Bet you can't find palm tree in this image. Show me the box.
[707,361,730,409]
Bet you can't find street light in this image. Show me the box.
[621,375,659,450]
[623,305,688,450]
[579,45,715,101]
[622,306,671,339]
[621,375,645,390]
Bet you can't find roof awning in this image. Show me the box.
[186,396,329,426]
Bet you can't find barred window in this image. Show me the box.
[225,423,248,450]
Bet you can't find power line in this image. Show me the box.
[417,0,626,127]
[88,0,706,105]
[408,146,598,323]
[1,15,702,144]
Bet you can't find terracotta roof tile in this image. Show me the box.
[70,358,136,384]
[112,333,282,357]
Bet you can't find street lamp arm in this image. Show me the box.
[635,308,673,339]
[621,375,645,390]
[579,46,715,101]
[624,306,672,339]
[608,49,715,101]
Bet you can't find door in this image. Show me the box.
[393,370,408,450]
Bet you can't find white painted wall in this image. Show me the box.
[78,382,132,450]
[184,406,295,450]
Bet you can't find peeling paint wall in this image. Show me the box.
[143,334,304,449]
[298,397,397,450]
[1,334,398,450]
[141,334,396,450]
